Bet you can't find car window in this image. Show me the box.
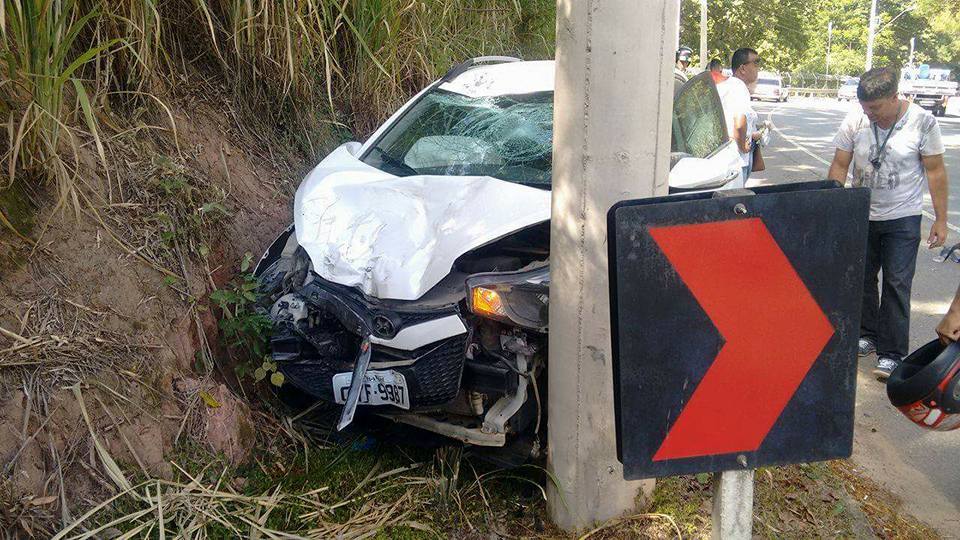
[364,73,728,187]
[671,72,727,160]
[758,78,780,86]
[361,90,553,187]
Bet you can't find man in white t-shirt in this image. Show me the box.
[717,48,761,182]
[827,67,949,380]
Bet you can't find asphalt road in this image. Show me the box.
[750,97,960,536]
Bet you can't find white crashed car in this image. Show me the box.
[254,57,743,453]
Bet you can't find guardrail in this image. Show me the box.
[787,87,839,98]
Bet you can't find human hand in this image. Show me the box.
[936,308,960,344]
[928,220,948,249]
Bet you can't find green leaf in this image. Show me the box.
[241,252,254,272]
[270,371,285,387]
[695,473,711,484]
[254,367,267,382]
[243,291,257,302]
[199,244,209,257]
[71,79,107,172]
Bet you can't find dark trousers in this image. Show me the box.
[861,215,921,361]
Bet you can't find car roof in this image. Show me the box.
[438,60,555,97]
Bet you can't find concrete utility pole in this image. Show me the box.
[700,0,709,69]
[866,0,878,71]
[826,21,833,76]
[547,0,678,532]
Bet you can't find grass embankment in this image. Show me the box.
[1,0,555,236]
[0,0,556,537]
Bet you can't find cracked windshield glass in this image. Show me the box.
[361,90,554,187]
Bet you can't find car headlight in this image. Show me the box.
[466,266,549,332]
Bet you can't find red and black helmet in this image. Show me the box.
[886,340,960,431]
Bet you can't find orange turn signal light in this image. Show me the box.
[471,286,505,318]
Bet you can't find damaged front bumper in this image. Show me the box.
[256,226,540,447]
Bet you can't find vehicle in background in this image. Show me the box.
[253,58,743,457]
[751,71,788,102]
[838,78,859,101]
[900,65,957,117]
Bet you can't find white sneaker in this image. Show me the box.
[872,357,899,381]
[858,338,876,357]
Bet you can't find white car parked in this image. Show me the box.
[751,71,788,102]
[254,57,743,455]
[838,78,859,101]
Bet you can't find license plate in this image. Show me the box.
[332,370,410,409]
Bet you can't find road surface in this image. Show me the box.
[751,97,960,537]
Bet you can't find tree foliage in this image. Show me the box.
[679,0,959,76]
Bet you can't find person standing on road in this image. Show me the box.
[717,48,762,182]
[707,58,727,84]
[827,67,950,380]
[673,46,693,98]
[675,46,693,83]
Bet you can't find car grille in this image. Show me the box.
[280,334,467,409]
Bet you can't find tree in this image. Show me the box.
[679,0,959,77]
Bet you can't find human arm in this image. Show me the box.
[732,114,749,154]
[923,153,948,249]
[827,149,853,186]
[936,283,960,344]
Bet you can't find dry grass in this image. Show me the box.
[0,292,151,387]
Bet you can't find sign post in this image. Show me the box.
[608,182,870,537]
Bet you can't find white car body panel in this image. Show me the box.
[369,315,467,350]
[438,61,554,97]
[669,140,744,190]
[294,143,551,301]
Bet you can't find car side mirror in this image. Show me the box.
[668,156,740,191]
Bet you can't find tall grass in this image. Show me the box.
[0,0,556,219]
[1,0,117,214]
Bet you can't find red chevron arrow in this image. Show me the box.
[648,218,834,461]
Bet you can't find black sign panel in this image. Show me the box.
[608,181,869,479]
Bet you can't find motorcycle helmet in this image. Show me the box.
[886,339,960,431]
[676,46,693,64]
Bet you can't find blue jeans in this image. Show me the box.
[860,215,922,361]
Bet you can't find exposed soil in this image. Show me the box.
[0,84,310,535]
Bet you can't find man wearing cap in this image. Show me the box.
[827,67,949,380]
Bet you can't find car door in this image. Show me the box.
[669,72,744,191]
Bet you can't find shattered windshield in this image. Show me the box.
[361,89,553,187]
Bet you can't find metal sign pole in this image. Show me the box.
[711,470,755,539]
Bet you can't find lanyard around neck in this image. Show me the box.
[871,103,905,166]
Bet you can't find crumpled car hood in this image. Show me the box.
[294,142,551,301]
